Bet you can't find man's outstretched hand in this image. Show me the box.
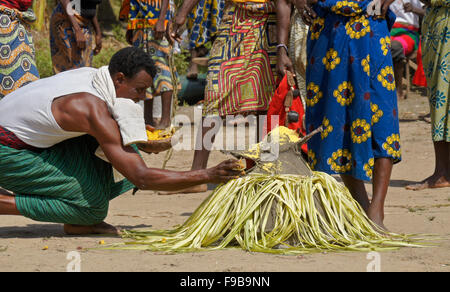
[206,159,246,184]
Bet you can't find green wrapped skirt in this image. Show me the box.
[0,135,135,225]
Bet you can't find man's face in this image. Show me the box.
[113,70,153,102]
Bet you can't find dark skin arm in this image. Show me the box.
[276,0,319,77]
[59,0,86,49]
[276,0,294,79]
[380,0,396,16]
[403,2,426,16]
[155,0,170,40]
[51,93,243,191]
[168,0,201,43]
[92,14,102,55]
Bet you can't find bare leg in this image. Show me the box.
[394,60,407,100]
[144,98,157,127]
[341,158,393,230]
[340,174,370,212]
[368,158,393,230]
[158,117,220,195]
[1,191,119,235]
[187,48,199,80]
[156,90,173,130]
[406,141,450,190]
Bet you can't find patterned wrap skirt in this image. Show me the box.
[186,0,225,49]
[203,1,277,117]
[0,5,39,99]
[421,2,450,142]
[131,28,180,99]
[49,3,94,74]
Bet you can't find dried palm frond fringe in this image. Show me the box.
[107,172,427,254]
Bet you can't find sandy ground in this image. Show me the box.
[1,89,449,272]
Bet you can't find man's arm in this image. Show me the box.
[52,94,242,191]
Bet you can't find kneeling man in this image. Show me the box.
[0,47,242,235]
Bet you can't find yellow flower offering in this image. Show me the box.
[146,128,176,141]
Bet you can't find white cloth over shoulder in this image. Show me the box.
[92,66,148,146]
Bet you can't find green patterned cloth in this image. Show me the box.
[421,0,450,141]
[0,135,135,225]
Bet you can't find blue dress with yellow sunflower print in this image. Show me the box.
[306,0,401,181]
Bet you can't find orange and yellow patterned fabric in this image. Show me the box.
[121,0,174,30]
[0,5,39,98]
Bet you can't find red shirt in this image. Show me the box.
[0,0,33,11]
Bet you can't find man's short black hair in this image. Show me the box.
[109,47,157,79]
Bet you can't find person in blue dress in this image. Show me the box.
[277,0,398,229]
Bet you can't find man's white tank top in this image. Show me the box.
[0,67,104,148]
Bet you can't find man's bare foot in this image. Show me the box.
[157,184,208,195]
[64,222,121,235]
[405,174,450,191]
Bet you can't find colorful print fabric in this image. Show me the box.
[130,27,179,98]
[421,0,449,142]
[0,6,39,98]
[306,0,401,181]
[391,22,420,56]
[186,0,225,49]
[127,0,174,30]
[49,3,94,74]
[203,1,277,116]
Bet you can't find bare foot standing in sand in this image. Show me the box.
[405,1,449,192]
[406,141,450,190]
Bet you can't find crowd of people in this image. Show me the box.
[0,0,448,234]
